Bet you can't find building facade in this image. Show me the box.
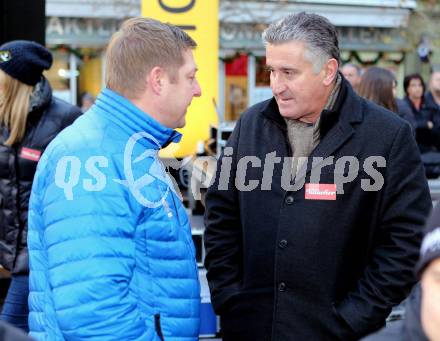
[45,0,140,105]
[45,0,417,114]
[219,0,417,120]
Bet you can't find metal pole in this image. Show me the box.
[69,52,77,105]
[218,59,225,124]
[247,54,256,106]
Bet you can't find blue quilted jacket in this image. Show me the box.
[27,89,200,340]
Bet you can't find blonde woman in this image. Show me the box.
[0,40,81,331]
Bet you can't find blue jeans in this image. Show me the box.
[1,275,29,332]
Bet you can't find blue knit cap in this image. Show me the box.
[0,40,53,86]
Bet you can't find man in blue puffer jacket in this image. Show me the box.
[27,17,202,340]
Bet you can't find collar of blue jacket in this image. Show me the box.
[94,88,182,149]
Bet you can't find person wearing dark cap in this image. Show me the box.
[418,217,440,341]
[0,40,82,332]
[362,204,440,341]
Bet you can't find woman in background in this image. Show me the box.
[0,40,82,331]
[357,66,397,112]
[404,74,427,116]
[357,66,416,128]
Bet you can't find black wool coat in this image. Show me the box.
[0,78,82,274]
[204,78,432,340]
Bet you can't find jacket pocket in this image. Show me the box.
[154,313,165,341]
[330,303,356,340]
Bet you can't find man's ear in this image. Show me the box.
[323,58,339,86]
[147,66,164,95]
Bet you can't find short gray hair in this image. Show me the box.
[262,12,340,73]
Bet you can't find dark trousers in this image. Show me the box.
[0,275,29,332]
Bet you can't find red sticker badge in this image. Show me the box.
[20,147,41,162]
[305,183,337,200]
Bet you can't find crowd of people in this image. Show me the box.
[342,63,440,178]
[0,11,440,341]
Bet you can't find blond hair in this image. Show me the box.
[0,70,33,146]
[105,17,197,98]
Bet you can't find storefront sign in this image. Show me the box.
[142,0,219,157]
[46,17,122,46]
[220,23,408,52]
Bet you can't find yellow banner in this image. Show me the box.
[142,0,219,158]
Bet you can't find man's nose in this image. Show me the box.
[193,79,202,97]
[271,74,286,95]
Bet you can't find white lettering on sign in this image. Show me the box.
[46,17,120,37]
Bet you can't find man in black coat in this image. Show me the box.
[204,12,432,340]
